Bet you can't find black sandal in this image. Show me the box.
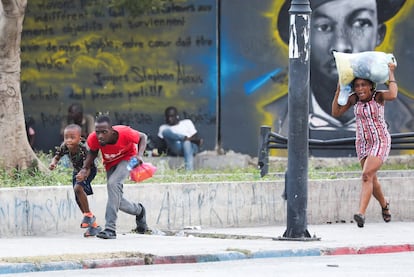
[382,202,391,223]
[353,213,365,228]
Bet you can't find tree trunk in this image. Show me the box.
[0,0,45,171]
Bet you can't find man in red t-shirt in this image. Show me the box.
[76,115,148,239]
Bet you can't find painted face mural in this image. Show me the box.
[220,0,414,157]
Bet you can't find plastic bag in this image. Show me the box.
[130,162,157,182]
[333,51,396,105]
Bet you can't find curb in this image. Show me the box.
[1,244,413,274]
[322,244,414,255]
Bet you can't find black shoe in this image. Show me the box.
[134,204,148,234]
[96,228,117,239]
[353,214,365,228]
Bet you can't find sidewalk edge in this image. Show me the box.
[1,244,413,275]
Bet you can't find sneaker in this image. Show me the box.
[84,225,102,237]
[96,229,117,239]
[80,215,96,228]
[134,204,148,234]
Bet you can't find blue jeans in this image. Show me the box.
[105,160,143,232]
[162,128,199,171]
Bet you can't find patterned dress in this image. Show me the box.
[354,92,391,161]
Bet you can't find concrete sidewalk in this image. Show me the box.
[1,222,413,274]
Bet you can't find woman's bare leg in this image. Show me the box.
[358,156,383,215]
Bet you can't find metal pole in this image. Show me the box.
[283,0,312,239]
[216,0,222,154]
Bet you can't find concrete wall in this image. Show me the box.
[1,177,414,237]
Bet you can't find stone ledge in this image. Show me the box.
[145,150,255,171]
[145,153,414,172]
[268,154,414,171]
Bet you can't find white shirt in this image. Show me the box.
[158,119,197,139]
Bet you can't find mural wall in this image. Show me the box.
[21,0,217,153]
[21,0,414,157]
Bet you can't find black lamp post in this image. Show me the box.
[281,0,315,240]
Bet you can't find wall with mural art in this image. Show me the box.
[21,0,217,153]
[21,0,414,157]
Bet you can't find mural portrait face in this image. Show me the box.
[271,0,411,157]
[310,0,382,121]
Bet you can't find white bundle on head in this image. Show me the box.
[333,51,397,105]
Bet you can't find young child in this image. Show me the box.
[49,124,101,237]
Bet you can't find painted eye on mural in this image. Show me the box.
[314,23,333,33]
[351,18,373,29]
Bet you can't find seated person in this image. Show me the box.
[61,103,95,140]
[158,106,202,171]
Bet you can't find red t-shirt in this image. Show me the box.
[87,125,140,171]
